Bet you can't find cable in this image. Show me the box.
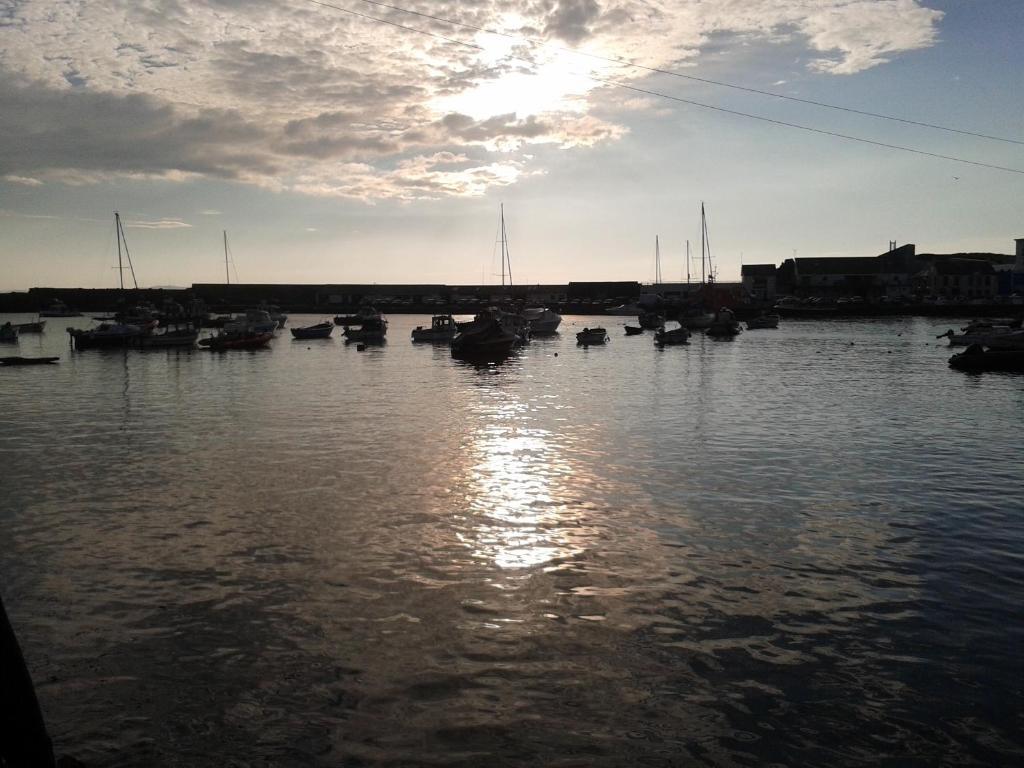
[300,0,1024,175]
[340,0,1023,146]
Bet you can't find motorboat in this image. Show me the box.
[199,331,273,350]
[68,322,150,349]
[678,310,715,330]
[335,306,382,327]
[291,321,334,340]
[949,344,1024,372]
[260,304,288,328]
[0,323,19,342]
[522,307,562,335]
[982,330,1024,350]
[624,325,644,335]
[139,322,199,349]
[706,307,741,337]
[39,300,81,317]
[224,310,278,335]
[412,315,458,342]
[13,320,46,334]
[638,311,664,330]
[576,327,608,345]
[344,315,388,342]
[746,313,780,330]
[938,325,1015,346]
[0,356,59,366]
[498,309,531,346]
[450,309,518,357]
[654,324,690,345]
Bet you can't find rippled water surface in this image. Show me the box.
[2,313,1023,766]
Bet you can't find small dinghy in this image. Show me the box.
[290,321,334,340]
[624,325,644,336]
[199,331,273,350]
[654,324,690,346]
[0,356,60,366]
[576,327,608,345]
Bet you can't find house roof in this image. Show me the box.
[794,257,880,276]
[741,264,776,276]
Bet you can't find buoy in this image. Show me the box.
[554,352,558,357]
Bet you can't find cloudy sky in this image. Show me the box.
[1,0,1021,290]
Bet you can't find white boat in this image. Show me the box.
[412,315,458,342]
[746,313,780,330]
[654,324,690,345]
[522,307,561,334]
[224,310,278,335]
[576,327,608,345]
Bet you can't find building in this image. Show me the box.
[740,264,777,301]
[926,259,997,300]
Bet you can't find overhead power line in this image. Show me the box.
[299,0,1024,175]
[343,0,1023,147]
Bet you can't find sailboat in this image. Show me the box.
[68,213,158,350]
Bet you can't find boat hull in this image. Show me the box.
[199,332,273,350]
[291,324,334,339]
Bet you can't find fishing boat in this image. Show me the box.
[344,315,388,342]
[199,331,273,350]
[624,325,644,335]
[13,320,46,334]
[39,300,81,317]
[291,321,334,340]
[654,324,691,345]
[706,307,741,337]
[949,344,1024,372]
[938,322,1016,347]
[412,315,458,341]
[522,306,562,335]
[335,306,382,327]
[0,356,60,366]
[450,309,517,357]
[0,323,19,343]
[576,327,608,345]
[746,313,780,330]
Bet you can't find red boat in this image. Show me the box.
[199,331,273,350]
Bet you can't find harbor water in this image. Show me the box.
[1,314,1023,766]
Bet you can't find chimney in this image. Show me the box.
[1016,238,1024,271]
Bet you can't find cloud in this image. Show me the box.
[0,0,943,200]
[123,218,193,229]
[2,175,44,186]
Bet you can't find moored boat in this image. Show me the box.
[450,309,517,357]
[706,307,741,337]
[291,321,334,340]
[224,310,278,335]
[139,322,199,349]
[638,311,664,330]
[412,315,458,342]
[576,327,608,345]
[949,344,1024,372]
[344,315,388,342]
[654,324,690,345]
[522,307,562,335]
[68,322,150,349]
[199,331,273,350]
[624,325,644,335]
[13,320,46,334]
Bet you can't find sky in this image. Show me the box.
[0,0,1021,290]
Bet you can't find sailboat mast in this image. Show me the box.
[115,211,124,292]
[700,203,706,285]
[500,204,512,287]
[655,235,662,284]
[224,230,230,285]
[686,239,691,284]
